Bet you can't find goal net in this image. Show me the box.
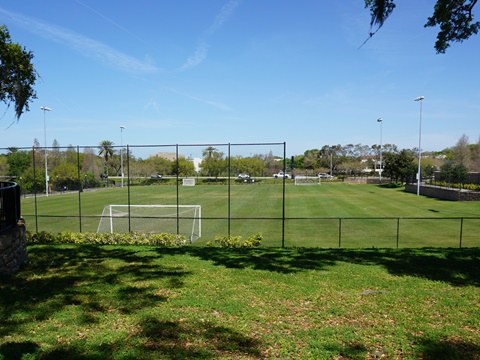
[97,205,201,242]
[294,176,320,185]
[182,178,195,186]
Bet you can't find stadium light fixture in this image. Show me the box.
[414,96,425,196]
[40,106,52,196]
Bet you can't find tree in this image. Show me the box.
[365,0,479,53]
[472,137,480,171]
[231,155,266,177]
[440,161,469,188]
[51,163,79,190]
[82,147,99,176]
[452,134,472,169]
[303,150,319,171]
[98,140,114,176]
[0,25,37,120]
[201,147,226,178]
[383,149,416,183]
[6,148,30,177]
[201,146,217,160]
[172,158,195,177]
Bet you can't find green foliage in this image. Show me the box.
[205,233,263,248]
[26,231,187,246]
[440,161,470,187]
[6,149,30,177]
[27,231,264,247]
[0,25,37,120]
[171,157,195,177]
[431,180,480,191]
[383,149,416,183]
[366,0,480,53]
[51,163,80,190]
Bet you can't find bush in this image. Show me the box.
[205,233,263,248]
[381,182,404,188]
[26,231,187,246]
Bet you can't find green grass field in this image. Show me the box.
[1,245,479,359]
[20,182,480,248]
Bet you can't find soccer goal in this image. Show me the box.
[97,205,201,242]
[182,178,195,186]
[294,176,321,185]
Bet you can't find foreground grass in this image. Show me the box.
[1,245,480,359]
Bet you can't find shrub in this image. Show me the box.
[205,233,263,248]
[26,231,187,246]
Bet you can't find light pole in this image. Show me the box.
[414,96,424,196]
[40,106,52,196]
[120,125,125,187]
[377,118,383,183]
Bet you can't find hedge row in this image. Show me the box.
[26,231,263,248]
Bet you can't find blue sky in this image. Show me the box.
[1,0,479,159]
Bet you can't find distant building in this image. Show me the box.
[149,152,185,161]
[188,157,202,173]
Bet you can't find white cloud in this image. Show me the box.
[0,7,159,74]
[179,0,240,71]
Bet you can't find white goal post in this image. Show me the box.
[294,176,321,185]
[97,205,201,242]
[182,178,195,186]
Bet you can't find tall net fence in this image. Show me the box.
[1,143,479,247]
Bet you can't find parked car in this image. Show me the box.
[273,173,291,179]
[317,173,334,179]
[150,174,162,178]
[238,173,250,179]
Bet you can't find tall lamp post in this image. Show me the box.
[414,96,425,196]
[377,118,383,183]
[40,106,52,196]
[120,125,125,188]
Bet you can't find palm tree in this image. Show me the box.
[202,146,217,159]
[98,140,114,176]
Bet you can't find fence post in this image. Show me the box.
[338,218,342,248]
[281,142,286,248]
[127,145,131,233]
[77,146,82,232]
[32,146,39,233]
[459,217,463,248]
[228,143,231,237]
[396,218,400,248]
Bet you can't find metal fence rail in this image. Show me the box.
[20,213,480,248]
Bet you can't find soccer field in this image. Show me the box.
[20,182,480,248]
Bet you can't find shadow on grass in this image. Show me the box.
[1,245,479,359]
[140,318,262,359]
[167,246,480,287]
[414,335,480,360]
[0,245,265,359]
[0,245,190,337]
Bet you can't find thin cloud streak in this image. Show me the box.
[74,0,153,49]
[180,0,240,71]
[170,88,233,111]
[0,7,159,74]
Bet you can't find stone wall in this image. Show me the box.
[0,222,28,275]
[405,184,480,201]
